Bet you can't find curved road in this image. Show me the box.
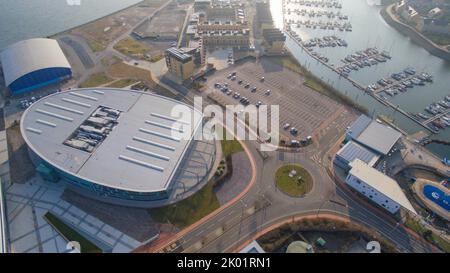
[147,117,438,253]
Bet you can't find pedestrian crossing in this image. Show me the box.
[310,154,322,164]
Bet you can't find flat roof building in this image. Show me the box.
[347,159,416,214]
[346,115,402,155]
[262,28,286,55]
[200,29,250,47]
[1,38,72,95]
[21,88,216,207]
[334,141,380,171]
[165,47,196,83]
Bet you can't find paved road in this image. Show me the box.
[51,0,440,253]
[171,139,437,253]
[57,0,175,88]
[144,98,438,253]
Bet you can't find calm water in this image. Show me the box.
[0,0,142,50]
[0,0,448,157]
[270,0,450,158]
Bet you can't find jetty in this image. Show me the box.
[282,2,441,133]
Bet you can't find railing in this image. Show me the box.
[0,178,8,253]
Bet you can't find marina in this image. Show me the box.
[302,35,348,49]
[287,19,352,31]
[285,0,343,9]
[420,95,450,131]
[367,68,433,95]
[287,27,441,133]
[282,0,443,134]
[286,9,349,20]
[336,48,392,76]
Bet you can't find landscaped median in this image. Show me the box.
[43,212,102,253]
[275,164,313,197]
[404,215,450,253]
[149,181,221,229]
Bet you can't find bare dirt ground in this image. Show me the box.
[68,0,167,51]
[134,2,188,56]
[134,2,187,39]
[107,61,155,85]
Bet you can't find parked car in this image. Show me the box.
[291,140,300,147]
[290,127,298,135]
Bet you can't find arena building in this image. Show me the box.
[1,38,72,95]
[20,88,217,207]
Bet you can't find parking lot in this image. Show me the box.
[204,57,345,143]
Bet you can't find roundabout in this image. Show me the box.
[275,164,313,197]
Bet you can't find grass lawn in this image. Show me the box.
[221,139,243,158]
[107,62,155,85]
[303,77,368,114]
[44,212,102,253]
[149,181,220,229]
[114,38,150,58]
[79,72,113,88]
[405,216,450,253]
[150,54,164,63]
[303,78,324,92]
[274,56,306,75]
[106,79,138,88]
[216,125,243,157]
[87,39,106,52]
[101,55,122,67]
[275,164,313,197]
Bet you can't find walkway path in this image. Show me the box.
[215,152,252,206]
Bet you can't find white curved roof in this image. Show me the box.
[0,38,71,87]
[20,88,203,193]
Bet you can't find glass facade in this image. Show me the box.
[31,150,171,203]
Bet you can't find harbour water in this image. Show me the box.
[0,0,448,158]
[0,0,142,50]
[270,0,450,159]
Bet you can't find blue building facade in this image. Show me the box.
[1,38,72,96]
[9,67,72,95]
[28,148,171,203]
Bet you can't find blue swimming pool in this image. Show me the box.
[423,185,450,212]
